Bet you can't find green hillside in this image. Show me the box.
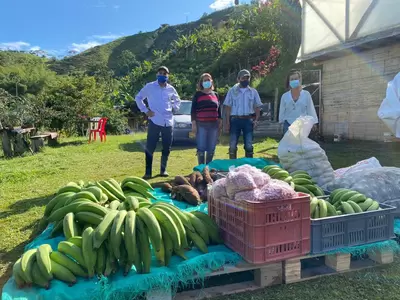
[49,7,245,76]
[0,1,303,137]
[49,1,303,98]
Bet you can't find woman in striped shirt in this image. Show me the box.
[191,73,222,165]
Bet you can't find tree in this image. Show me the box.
[116,50,139,76]
[41,74,105,134]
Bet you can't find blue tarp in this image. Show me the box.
[193,157,280,173]
[2,188,241,300]
[3,159,400,300]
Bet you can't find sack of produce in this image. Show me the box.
[211,178,229,200]
[233,164,271,188]
[234,189,260,202]
[334,157,382,178]
[327,167,400,213]
[257,179,297,201]
[278,116,334,188]
[225,166,257,199]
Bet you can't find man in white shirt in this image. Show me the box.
[224,69,263,159]
[279,70,318,135]
[135,66,181,179]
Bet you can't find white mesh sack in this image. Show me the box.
[278,116,335,188]
[327,167,400,214]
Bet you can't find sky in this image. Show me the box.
[0,0,251,58]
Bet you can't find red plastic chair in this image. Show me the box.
[89,117,108,143]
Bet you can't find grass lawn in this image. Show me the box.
[1,133,400,298]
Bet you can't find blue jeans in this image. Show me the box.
[145,120,172,175]
[229,117,254,155]
[196,121,219,154]
[283,120,291,135]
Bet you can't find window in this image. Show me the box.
[174,101,192,115]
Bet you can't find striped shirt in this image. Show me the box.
[223,84,263,116]
[191,91,221,122]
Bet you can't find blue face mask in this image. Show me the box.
[157,75,168,83]
[240,80,249,88]
[202,81,212,89]
[289,79,300,89]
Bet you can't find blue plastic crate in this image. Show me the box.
[311,203,396,254]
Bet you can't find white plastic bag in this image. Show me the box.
[377,72,400,137]
[327,167,400,214]
[334,157,382,178]
[278,116,335,188]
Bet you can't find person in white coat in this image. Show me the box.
[279,70,318,135]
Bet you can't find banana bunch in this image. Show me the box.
[262,165,294,187]
[328,188,381,215]
[96,202,222,274]
[12,243,87,289]
[310,197,338,219]
[121,176,156,200]
[262,166,325,197]
[15,201,222,289]
[40,177,154,238]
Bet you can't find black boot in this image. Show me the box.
[245,152,253,158]
[206,152,214,164]
[160,155,169,177]
[197,152,205,165]
[229,152,237,160]
[143,153,153,179]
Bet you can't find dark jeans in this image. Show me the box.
[229,117,254,155]
[283,120,291,135]
[145,120,172,174]
[197,121,219,154]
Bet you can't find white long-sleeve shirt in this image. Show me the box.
[278,90,318,124]
[135,81,181,127]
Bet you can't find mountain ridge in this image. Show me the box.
[49,7,245,75]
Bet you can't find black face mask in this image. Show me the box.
[240,80,249,88]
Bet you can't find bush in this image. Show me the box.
[97,106,129,135]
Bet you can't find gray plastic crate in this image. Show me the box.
[311,203,396,254]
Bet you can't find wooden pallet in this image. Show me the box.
[283,248,394,284]
[146,261,283,300]
[147,248,394,299]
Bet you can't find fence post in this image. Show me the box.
[273,87,279,122]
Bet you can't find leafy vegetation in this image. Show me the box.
[0,1,301,138]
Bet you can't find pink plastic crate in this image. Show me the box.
[208,190,311,264]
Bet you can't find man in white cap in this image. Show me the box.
[223,69,263,159]
[135,66,181,179]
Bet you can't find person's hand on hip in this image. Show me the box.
[146,110,155,117]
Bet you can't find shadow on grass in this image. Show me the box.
[0,195,52,220]
[0,219,43,289]
[54,140,85,148]
[119,139,196,153]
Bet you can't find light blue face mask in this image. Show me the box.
[202,81,212,89]
[289,79,300,89]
